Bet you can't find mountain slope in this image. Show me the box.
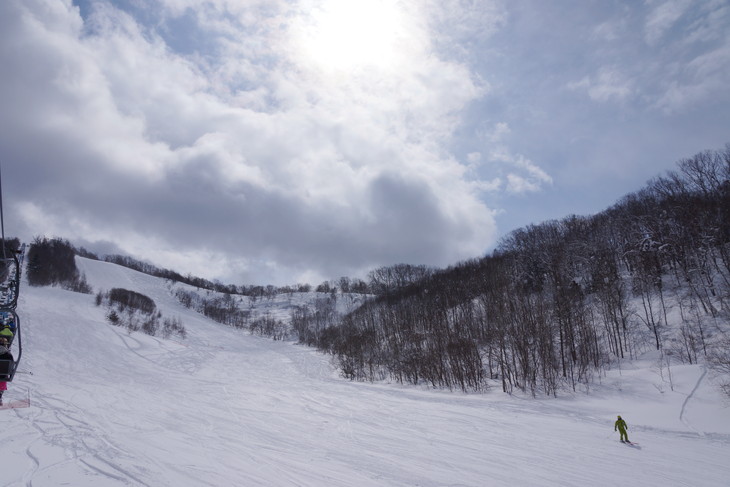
[1,257,729,486]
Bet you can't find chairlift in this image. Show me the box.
[0,166,24,383]
[0,243,25,383]
[0,245,23,310]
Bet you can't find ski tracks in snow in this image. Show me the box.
[109,326,212,375]
[679,365,708,437]
[4,390,153,487]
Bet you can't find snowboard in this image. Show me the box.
[0,398,30,410]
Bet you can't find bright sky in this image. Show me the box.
[1,0,728,286]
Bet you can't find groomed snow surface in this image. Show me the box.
[2,257,729,486]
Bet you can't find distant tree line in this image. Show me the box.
[0,237,21,255]
[26,237,92,293]
[292,296,340,347]
[173,287,291,340]
[175,288,251,329]
[82,245,421,298]
[292,145,730,394]
[249,315,289,341]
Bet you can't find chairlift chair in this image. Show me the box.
[0,248,22,310]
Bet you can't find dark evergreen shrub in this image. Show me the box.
[27,237,78,286]
[108,288,156,314]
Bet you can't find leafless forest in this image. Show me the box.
[295,146,730,395]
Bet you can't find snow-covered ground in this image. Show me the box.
[1,257,729,486]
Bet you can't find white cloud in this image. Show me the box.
[568,1,730,114]
[505,173,540,194]
[503,154,552,195]
[0,0,500,284]
[644,0,693,46]
[592,18,626,42]
[653,29,730,112]
[479,123,552,195]
[3,0,726,285]
[489,122,511,142]
[568,67,634,103]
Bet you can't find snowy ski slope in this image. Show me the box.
[1,257,729,486]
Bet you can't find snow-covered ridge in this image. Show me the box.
[1,257,729,486]
[79,255,365,330]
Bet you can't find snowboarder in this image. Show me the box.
[0,336,12,405]
[615,415,629,443]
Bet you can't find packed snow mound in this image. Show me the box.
[1,257,729,486]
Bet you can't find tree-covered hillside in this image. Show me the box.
[295,145,730,395]
[21,146,730,398]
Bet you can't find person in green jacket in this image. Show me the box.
[0,323,13,345]
[615,415,629,442]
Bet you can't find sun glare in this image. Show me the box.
[298,0,406,72]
